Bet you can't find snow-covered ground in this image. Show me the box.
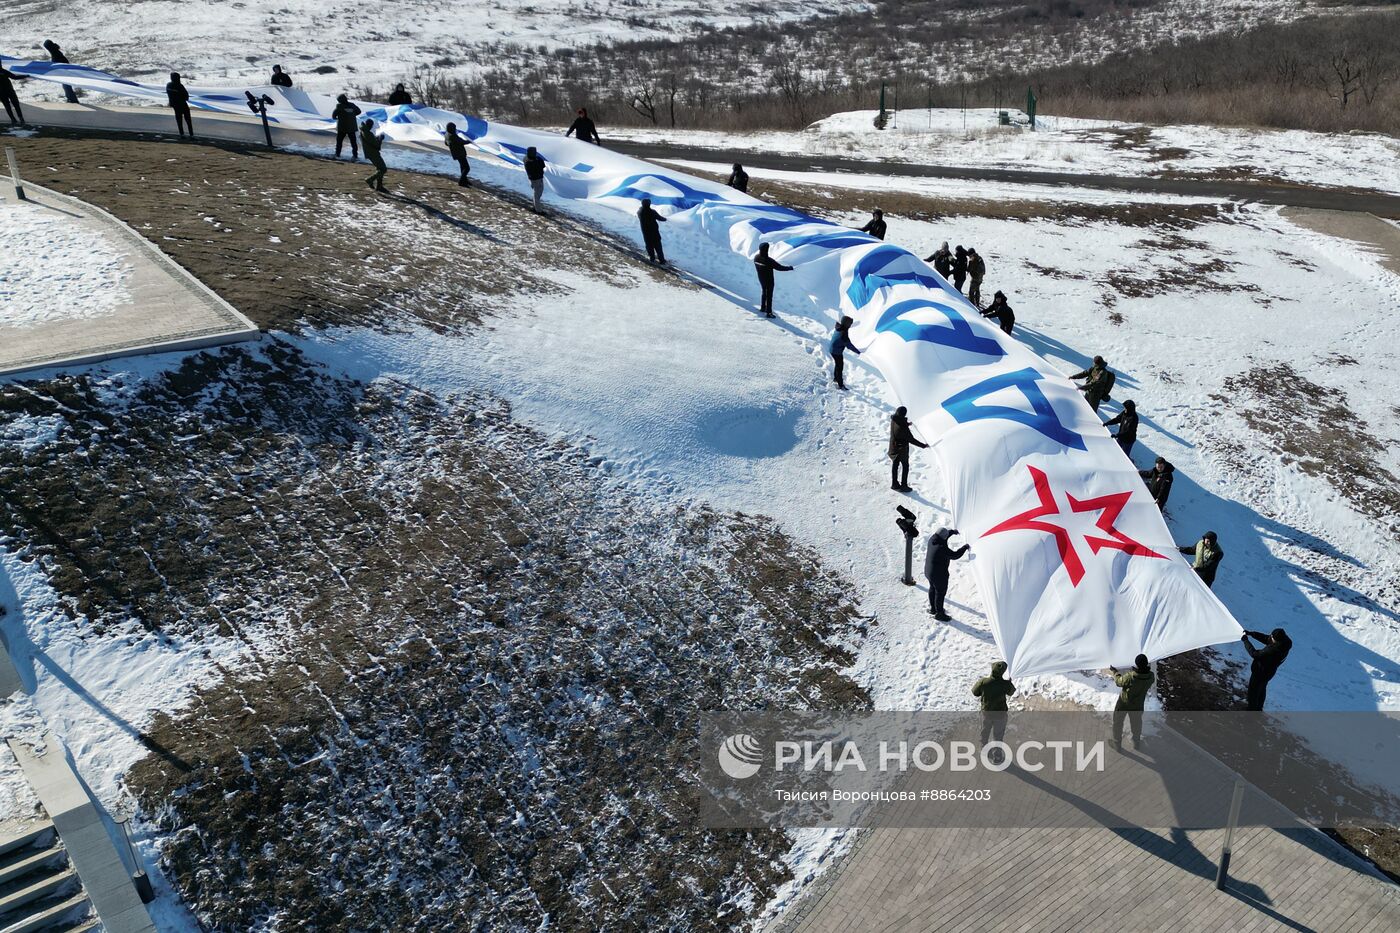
[0,0,867,93]
[284,147,1400,921]
[2,133,1398,928]
[0,196,131,326]
[602,107,1400,195]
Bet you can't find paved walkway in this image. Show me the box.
[770,819,1400,932]
[0,161,258,378]
[7,736,156,933]
[1281,208,1400,276]
[616,142,1400,219]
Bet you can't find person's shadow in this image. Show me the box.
[0,556,192,774]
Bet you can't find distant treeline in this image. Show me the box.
[384,5,1399,135]
[968,12,1400,135]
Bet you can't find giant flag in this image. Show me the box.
[1,57,1243,675]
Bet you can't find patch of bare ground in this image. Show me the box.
[0,343,871,930]
[1077,126,1191,162]
[1215,363,1400,534]
[3,128,677,334]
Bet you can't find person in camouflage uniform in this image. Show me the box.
[972,660,1016,759]
[1070,356,1116,412]
[1110,654,1154,750]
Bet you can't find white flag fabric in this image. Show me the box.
[2,57,1243,676]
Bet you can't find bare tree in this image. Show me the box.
[1315,46,1365,109]
[772,57,809,128]
[629,84,658,124]
[1357,40,1397,106]
[407,66,452,109]
[662,73,681,127]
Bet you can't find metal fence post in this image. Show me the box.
[5,146,25,200]
[1216,777,1245,889]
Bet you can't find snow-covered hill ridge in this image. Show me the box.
[2,0,1323,101]
[0,0,869,94]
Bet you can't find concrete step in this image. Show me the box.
[0,869,78,923]
[0,847,64,888]
[0,827,54,862]
[52,919,99,933]
[0,891,92,933]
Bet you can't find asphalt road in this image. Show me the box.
[609,141,1400,218]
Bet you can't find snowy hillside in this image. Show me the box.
[2,109,1399,928]
[0,0,869,93]
[3,0,1323,103]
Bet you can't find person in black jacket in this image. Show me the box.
[444,122,471,187]
[753,243,792,317]
[166,72,193,137]
[524,146,546,212]
[1140,457,1174,511]
[43,40,79,103]
[1104,399,1138,457]
[333,94,361,159]
[727,163,749,193]
[925,241,952,279]
[859,209,886,240]
[565,107,600,144]
[637,198,667,263]
[952,245,969,292]
[1242,629,1291,710]
[829,315,861,389]
[388,83,412,106]
[888,406,928,492]
[270,64,292,88]
[981,291,1014,335]
[924,527,969,620]
[0,66,24,126]
[361,118,387,192]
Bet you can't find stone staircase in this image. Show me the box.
[0,822,96,933]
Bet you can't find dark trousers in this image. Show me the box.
[336,127,359,158]
[644,235,665,263]
[927,570,948,615]
[759,279,776,315]
[454,155,470,186]
[1084,391,1103,413]
[953,271,966,292]
[62,84,79,104]
[172,103,193,137]
[980,711,1007,746]
[1,90,21,124]
[968,278,982,306]
[1116,435,1134,458]
[833,353,846,387]
[891,455,909,489]
[1113,705,1143,744]
[366,156,387,190]
[1246,674,1272,711]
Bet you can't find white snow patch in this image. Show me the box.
[0,198,132,327]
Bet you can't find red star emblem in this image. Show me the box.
[982,465,1166,587]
